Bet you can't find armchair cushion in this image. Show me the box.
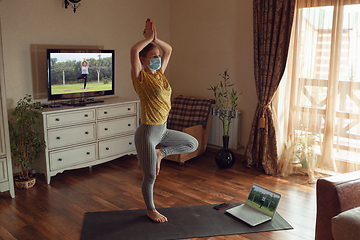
[332,206,360,240]
[167,95,215,131]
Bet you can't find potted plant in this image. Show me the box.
[208,69,242,168]
[283,125,320,169]
[294,135,319,168]
[8,94,46,189]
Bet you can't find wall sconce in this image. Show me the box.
[65,0,81,13]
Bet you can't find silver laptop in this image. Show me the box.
[226,183,282,226]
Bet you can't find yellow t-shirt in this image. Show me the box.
[131,68,172,125]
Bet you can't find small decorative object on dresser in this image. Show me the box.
[8,94,46,189]
[208,69,242,169]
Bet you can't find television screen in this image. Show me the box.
[47,49,115,103]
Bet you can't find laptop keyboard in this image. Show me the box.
[237,205,270,222]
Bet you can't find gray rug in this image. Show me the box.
[80,203,293,240]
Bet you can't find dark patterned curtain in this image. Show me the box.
[245,0,295,174]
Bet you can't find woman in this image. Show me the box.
[130,19,198,223]
[77,58,89,89]
[260,194,267,208]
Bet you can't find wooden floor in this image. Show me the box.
[0,151,316,240]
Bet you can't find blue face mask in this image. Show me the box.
[147,58,161,71]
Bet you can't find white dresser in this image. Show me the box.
[33,98,140,184]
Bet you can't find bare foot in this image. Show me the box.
[147,209,168,223]
[155,149,163,176]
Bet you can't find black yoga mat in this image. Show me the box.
[80,203,293,240]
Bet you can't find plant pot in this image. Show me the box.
[215,136,235,169]
[14,174,36,189]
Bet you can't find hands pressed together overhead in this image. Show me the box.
[131,18,172,78]
[143,18,157,41]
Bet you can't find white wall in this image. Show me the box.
[0,0,171,105]
[170,0,256,151]
[0,0,256,153]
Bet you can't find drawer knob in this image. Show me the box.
[129,142,132,145]
[85,114,88,117]
[104,111,108,114]
[104,128,108,131]
[86,152,90,155]
[58,158,62,161]
[128,124,131,127]
[55,118,60,121]
[85,131,89,135]
[106,147,109,150]
[56,136,61,140]
[128,108,131,111]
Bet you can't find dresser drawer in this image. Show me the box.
[97,116,137,139]
[97,103,136,119]
[99,135,135,159]
[47,109,95,128]
[47,123,96,149]
[49,144,96,171]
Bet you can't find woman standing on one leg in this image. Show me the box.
[130,19,198,223]
[260,194,267,208]
[77,58,89,89]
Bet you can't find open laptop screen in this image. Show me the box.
[246,183,282,217]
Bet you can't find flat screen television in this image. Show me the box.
[47,49,115,105]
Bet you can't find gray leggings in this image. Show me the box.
[135,122,199,210]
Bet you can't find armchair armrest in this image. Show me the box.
[315,171,360,240]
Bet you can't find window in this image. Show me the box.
[276,1,360,175]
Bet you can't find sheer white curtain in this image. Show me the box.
[274,0,360,182]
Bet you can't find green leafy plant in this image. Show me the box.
[291,125,320,168]
[8,94,46,180]
[294,136,318,168]
[208,69,242,136]
[102,77,110,84]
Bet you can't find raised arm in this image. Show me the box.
[153,29,172,73]
[130,19,154,79]
[81,58,86,68]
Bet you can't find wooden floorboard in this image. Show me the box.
[0,151,316,240]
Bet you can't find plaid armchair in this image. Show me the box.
[165,95,215,164]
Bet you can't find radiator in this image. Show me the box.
[208,108,241,149]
